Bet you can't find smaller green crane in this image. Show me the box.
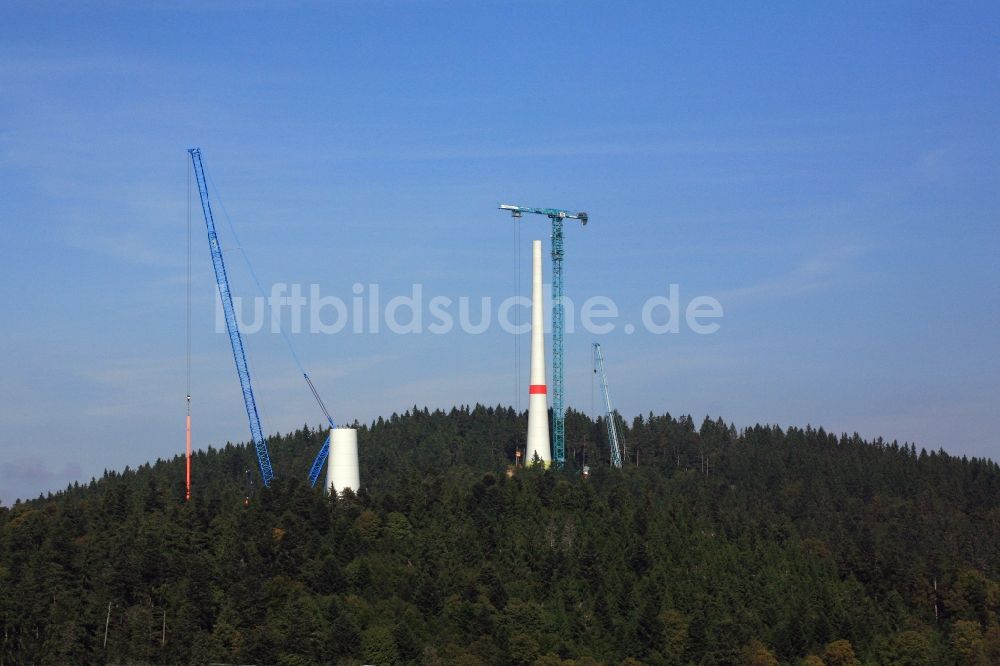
[500,204,588,467]
[593,342,626,468]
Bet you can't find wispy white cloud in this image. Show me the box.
[715,245,870,305]
[916,144,957,184]
[1,457,82,485]
[0,53,150,79]
[63,228,180,268]
[307,133,858,164]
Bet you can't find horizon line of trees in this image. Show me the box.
[2,404,999,664]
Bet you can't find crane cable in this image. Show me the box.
[198,172,278,454]
[514,211,521,418]
[185,155,193,501]
[205,171,335,429]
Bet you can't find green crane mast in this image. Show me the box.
[499,203,588,466]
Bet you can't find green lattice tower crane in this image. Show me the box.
[500,203,588,466]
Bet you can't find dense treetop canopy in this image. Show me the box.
[2,405,998,665]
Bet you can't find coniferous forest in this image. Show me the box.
[2,405,999,665]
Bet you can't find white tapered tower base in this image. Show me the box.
[526,392,551,466]
[525,239,551,466]
[326,427,360,495]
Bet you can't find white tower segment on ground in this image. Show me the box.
[326,427,360,494]
[526,240,552,466]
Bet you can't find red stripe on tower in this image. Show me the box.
[529,384,547,394]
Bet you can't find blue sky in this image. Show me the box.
[1,1,998,503]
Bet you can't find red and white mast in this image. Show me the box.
[526,240,551,466]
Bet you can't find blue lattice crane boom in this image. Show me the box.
[499,204,588,467]
[188,148,275,487]
[593,342,625,468]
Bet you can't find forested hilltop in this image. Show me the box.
[2,406,999,665]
